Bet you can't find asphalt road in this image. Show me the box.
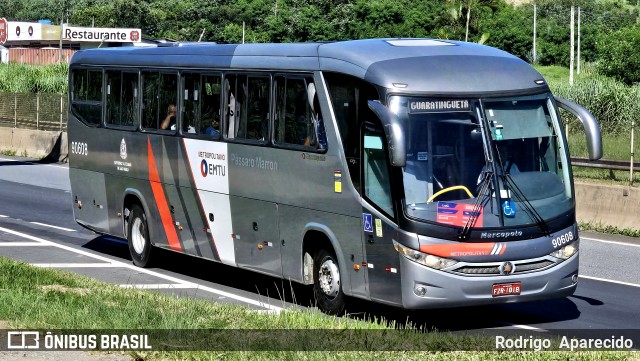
[0,155,639,333]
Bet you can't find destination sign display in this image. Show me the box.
[409,99,470,113]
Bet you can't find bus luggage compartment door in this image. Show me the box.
[231,196,281,276]
[70,168,110,233]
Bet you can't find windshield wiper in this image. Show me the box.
[492,143,551,236]
[457,170,492,241]
[500,173,551,235]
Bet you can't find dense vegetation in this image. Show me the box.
[3,0,640,134]
[0,63,68,93]
[0,0,639,71]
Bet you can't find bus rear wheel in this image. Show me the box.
[313,248,345,315]
[128,204,153,268]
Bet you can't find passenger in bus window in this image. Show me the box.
[161,104,176,130]
[205,117,221,138]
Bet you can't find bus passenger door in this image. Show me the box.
[232,197,281,276]
[360,123,403,307]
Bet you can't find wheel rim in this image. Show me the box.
[318,257,340,298]
[131,217,145,255]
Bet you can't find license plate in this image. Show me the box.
[492,282,521,297]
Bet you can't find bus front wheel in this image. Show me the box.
[313,249,345,315]
[128,204,153,268]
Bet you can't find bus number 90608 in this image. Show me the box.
[552,231,574,248]
[71,141,88,156]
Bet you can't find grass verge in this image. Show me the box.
[0,149,17,156]
[579,221,640,238]
[0,257,635,360]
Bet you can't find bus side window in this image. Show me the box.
[71,68,103,126]
[200,75,222,139]
[363,124,394,217]
[244,76,270,141]
[106,70,138,127]
[160,74,178,131]
[224,76,242,139]
[274,75,324,149]
[141,71,178,132]
[141,72,159,129]
[182,73,200,134]
[325,73,380,193]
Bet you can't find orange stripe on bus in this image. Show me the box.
[420,242,500,258]
[148,138,182,252]
[500,244,507,255]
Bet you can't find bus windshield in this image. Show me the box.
[391,93,572,229]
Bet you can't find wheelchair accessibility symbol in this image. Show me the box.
[363,213,373,233]
[502,200,516,218]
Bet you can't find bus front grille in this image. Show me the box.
[451,259,556,276]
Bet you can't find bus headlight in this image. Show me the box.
[549,240,579,260]
[393,240,458,270]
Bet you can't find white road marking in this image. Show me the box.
[33,263,121,268]
[30,222,76,232]
[120,284,196,289]
[0,157,68,170]
[0,215,8,218]
[493,322,548,332]
[582,236,640,249]
[0,242,47,246]
[0,225,284,313]
[579,275,640,288]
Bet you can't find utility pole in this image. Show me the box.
[242,21,245,44]
[59,12,63,64]
[577,7,581,75]
[569,6,575,86]
[533,2,537,64]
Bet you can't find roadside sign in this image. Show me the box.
[0,18,8,44]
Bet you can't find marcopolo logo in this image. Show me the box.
[200,159,225,178]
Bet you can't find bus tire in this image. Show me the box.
[128,204,153,268]
[313,248,345,315]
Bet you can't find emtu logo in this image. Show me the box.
[200,159,208,177]
[200,159,226,177]
[0,18,8,44]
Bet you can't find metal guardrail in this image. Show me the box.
[571,157,640,172]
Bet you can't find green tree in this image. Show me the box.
[482,4,531,60]
[461,0,500,42]
[596,26,640,85]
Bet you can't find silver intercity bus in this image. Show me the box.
[67,38,602,315]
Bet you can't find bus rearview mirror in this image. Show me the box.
[554,96,603,161]
[367,100,406,167]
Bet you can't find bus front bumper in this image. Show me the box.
[400,253,578,309]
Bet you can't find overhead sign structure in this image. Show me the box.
[8,22,42,41]
[1,21,141,44]
[41,25,61,41]
[63,25,141,43]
